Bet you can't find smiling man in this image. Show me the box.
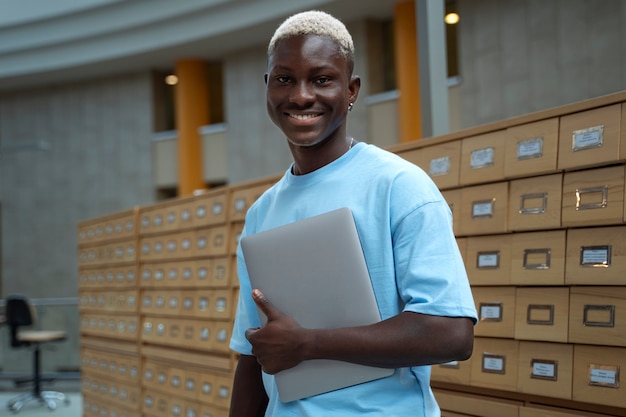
[228,10,477,417]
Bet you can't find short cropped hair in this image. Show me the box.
[268,10,355,71]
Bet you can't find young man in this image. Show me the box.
[229,10,477,416]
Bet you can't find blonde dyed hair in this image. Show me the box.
[268,10,355,72]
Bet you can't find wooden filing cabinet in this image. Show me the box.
[459,182,509,236]
[470,337,520,392]
[509,230,566,286]
[504,117,560,179]
[558,103,623,171]
[460,130,507,186]
[565,226,626,286]
[517,341,573,400]
[568,286,626,347]
[192,189,228,228]
[465,234,512,286]
[519,405,615,417]
[78,209,137,246]
[139,197,195,235]
[398,139,462,190]
[561,165,625,227]
[195,225,229,257]
[431,358,472,385]
[473,286,516,338]
[572,344,626,409]
[228,177,277,222]
[79,265,138,290]
[229,221,244,255]
[514,287,569,343]
[508,173,563,231]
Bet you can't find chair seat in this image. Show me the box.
[18,330,67,343]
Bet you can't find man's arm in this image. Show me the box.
[228,354,268,417]
[245,289,474,375]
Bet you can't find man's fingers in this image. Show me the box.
[252,288,278,320]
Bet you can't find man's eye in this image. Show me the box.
[276,76,291,83]
[316,77,331,85]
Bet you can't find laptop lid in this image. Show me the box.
[240,207,393,402]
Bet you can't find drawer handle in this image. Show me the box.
[479,302,502,322]
[519,192,548,214]
[583,304,615,327]
[572,125,604,152]
[470,147,495,169]
[530,359,558,381]
[576,185,608,210]
[588,363,620,388]
[482,353,506,374]
[477,251,500,269]
[523,248,551,270]
[516,137,544,160]
[527,304,554,325]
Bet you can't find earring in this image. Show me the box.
[348,102,354,111]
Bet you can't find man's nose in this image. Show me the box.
[290,81,315,105]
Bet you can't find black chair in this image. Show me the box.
[5,294,70,413]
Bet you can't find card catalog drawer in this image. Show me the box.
[565,226,626,285]
[431,358,472,385]
[398,140,461,189]
[473,286,516,338]
[569,286,626,347]
[517,341,573,400]
[214,373,234,409]
[558,103,623,171]
[195,225,229,257]
[460,130,507,186]
[434,389,522,417]
[470,337,519,392]
[442,188,462,235]
[508,173,563,231]
[572,344,626,409]
[505,118,560,179]
[465,235,512,286]
[459,182,509,236]
[192,189,227,227]
[519,405,613,417]
[510,230,566,286]
[514,287,569,343]
[561,165,625,227]
[229,179,276,222]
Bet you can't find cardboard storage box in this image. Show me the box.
[558,103,623,171]
[517,341,573,400]
[561,165,625,228]
[460,130,507,186]
[508,173,563,231]
[510,230,566,286]
[505,118,560,179]
[565,226,626,286]
[514,287,569,343]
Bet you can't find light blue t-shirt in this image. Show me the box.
[230,142,477,416]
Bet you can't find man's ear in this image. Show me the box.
[349,75,361,105]
[264,73,269,84]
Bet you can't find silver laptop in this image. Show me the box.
[240,207,393,402]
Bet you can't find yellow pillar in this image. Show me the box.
[394,1,422,142]
[175,59,209,196]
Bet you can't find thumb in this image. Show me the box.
[252,289,280,321]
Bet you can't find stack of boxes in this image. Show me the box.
[78,91,626,416]
[393,93,626,416]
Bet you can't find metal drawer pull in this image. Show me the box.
[583,304,615,327]
[527,304,554,325]
[519,192,548,214]
[572,125,604,152]
[579,245,611,268]
[472,198,495,218]
[576,185,608,210]
[531,359,558,381]
[523,248,551,270]
[516,137,544,160]
[482,353,506,374]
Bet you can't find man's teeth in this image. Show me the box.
[290,114,319,120]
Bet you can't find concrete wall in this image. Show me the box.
[0,73,155,371]
[456,0,626,128]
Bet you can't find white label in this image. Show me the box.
[517,137,543,160]
[480,305,502,320]
[478,253,499,268]
[473,201,494,217]
[590,367,617,385]
[581,248,609,265]
[532,362,556,378]
[483,356,504,372]
[429,156,451,176]
[470,147,495,169]
[573,126,603,151]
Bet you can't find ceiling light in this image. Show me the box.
[445,12,460,25]
[165,74,178,85]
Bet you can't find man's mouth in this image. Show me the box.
[287,113,322,121]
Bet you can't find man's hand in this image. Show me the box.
[245,289,308,374]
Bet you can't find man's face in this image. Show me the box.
[265,35,358,148]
